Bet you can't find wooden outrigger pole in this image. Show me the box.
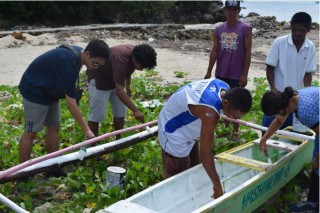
[0,120,158,183]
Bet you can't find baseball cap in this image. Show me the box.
[223,0,241,9]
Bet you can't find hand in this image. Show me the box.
[133,110,145,123]
[239,75,248,87]
[204,72,211,79]
[259,140,268,157]
[211,183,223,199]
[85,130,95,140]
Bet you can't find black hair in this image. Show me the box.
[132,44,157,69]
[84,39,110,59]
[224,87,252,113]
[261,87,296,116]
[291,12,312,28]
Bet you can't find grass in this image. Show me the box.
[0,72,318,212]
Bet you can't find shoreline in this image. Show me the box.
[0,24,319,91]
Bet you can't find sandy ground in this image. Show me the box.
[0,30,319,91]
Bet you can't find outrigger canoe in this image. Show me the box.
[98,128,314,213]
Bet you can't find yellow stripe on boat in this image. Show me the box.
[215,152,271,172]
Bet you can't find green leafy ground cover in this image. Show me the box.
[0,71,317,212]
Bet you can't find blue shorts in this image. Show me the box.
[215,77,239,88]
[261,112,294,130]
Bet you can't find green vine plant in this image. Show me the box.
[0,74,318,212]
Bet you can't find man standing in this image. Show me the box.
[204,0,252,141]
[262,12,316,130]
[158,78,252,199]
[19,39,110,177]
[87,44,157,138]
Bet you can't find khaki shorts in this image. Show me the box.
[161,142,200,178]
[23,99,60,133]
[88,79,127,122]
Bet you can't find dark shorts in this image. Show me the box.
[261,112,294,129]
[161,142,200,178]
[216,77,239,88]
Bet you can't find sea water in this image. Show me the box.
[240,0,320,23]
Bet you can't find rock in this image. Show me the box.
[247,12,260,17]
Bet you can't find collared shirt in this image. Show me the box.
[265,34,316,91]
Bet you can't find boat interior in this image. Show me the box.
[105,129,313,213]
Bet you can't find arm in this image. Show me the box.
[189,105,223,199]
[115,82,144,123]
[266,65,277,92]
[205,33,218,79]
[259,114,289,156]
[239,29,252,87]
[65,95,95,139]
[303,72,312,87]
[125,75,132,97]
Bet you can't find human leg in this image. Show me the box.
[19,132,37,163]
[161,150,190,178]
[20,99,49,163]
[88,79,110,136]
[232,123,240,141]
[110,90,127,139]
[44,101,60,153]
[189,142,200,167]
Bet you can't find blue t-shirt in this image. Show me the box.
[19,46,82,105]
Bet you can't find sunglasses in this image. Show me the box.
[90,58,104,68]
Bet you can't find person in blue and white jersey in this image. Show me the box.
[158,78,252,199]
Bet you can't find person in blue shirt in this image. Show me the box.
[260,86,319,212]
[18,39,110,178]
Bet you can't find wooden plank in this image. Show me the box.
[252,139,299,151]
[215,153,271,172]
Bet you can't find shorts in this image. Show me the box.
[23,98,60,133]
[88,79,127,122]
[261,112,294,129]
[161,142,200,178]
[216,77,240,88]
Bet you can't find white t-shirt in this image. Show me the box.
[158,79,229,157]
[265,34,316,91]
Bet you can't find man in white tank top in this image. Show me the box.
[158,78,252,199]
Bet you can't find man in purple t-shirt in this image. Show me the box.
[87,44,157,138]
[204,0,252,141]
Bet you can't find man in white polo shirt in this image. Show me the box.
[262,12,316,130]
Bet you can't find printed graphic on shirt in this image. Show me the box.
[220,32,239,51]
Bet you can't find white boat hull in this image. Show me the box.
[98,132,314,213]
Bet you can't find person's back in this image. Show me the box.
[19,46,82,105]
[158,79,229,157]
[296,87,319,128]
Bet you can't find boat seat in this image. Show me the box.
[215,152,270,172]
[252,139,299,151]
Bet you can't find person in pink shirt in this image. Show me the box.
[205,0,252,141]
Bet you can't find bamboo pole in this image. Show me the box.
[0,126,158,184]
[0,193,29,213]
[221,115,315,141]
[0,120,158,181]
